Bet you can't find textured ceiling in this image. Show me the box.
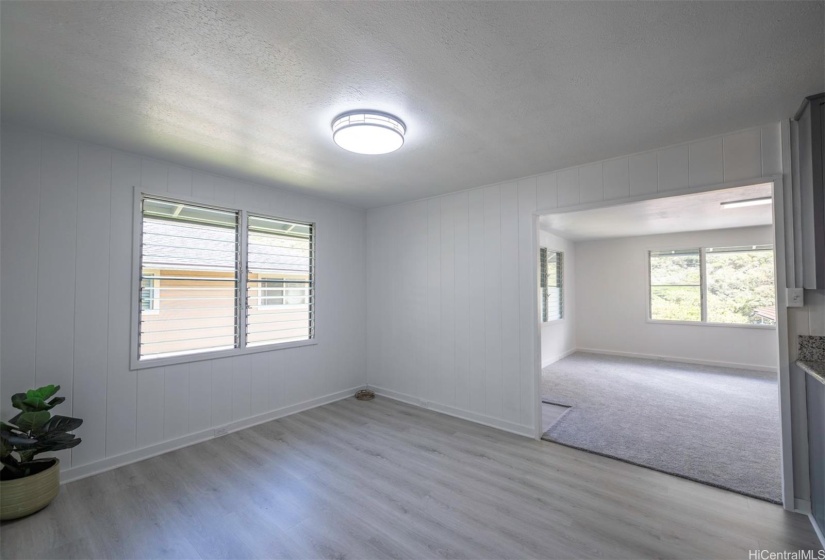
[1,1,823,208]
[539,183,774,241]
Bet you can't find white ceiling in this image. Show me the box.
[1,2,822,208]
[539,183,774,241]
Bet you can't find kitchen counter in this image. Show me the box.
[797,360,825,385]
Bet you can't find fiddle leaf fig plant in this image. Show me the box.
[0,385,82,480]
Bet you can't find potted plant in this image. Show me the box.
[0,385,82,520]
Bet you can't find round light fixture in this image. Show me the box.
[332,111,406,155]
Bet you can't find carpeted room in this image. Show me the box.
[538,184,784,503]
[2,1,824,557]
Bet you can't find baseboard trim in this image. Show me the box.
[368,385,534,438]
[794,499,812,514]
[574,347,777,373]
[542,348,577,368]
[60,385,365,484]
[810,513,825,550]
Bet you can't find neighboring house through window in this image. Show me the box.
[140,271,160,314]
[135,195,315,366]
[258,280,310,307]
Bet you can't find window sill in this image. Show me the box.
[645,320,776,330]
[131,338,317,370]
[541,318,565,325]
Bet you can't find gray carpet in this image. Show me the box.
[542,352,782,503]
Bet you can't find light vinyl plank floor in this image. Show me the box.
[0,397,820,559]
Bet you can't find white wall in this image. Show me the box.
[366,123,783,438]
[539,230,576,367]
[574,226,777,371]
[0,125,367,480]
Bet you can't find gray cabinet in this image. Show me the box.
[807,375,824,539]
[792,93,825,289]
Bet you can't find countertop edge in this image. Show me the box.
[797,360,825,385]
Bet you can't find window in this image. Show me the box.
[258,281,309,307]
[649,245,775,326]
[140,272,160,313]
[136,195,314,365]
[649,249,702,322]
[540,248,563,322]
[246,215,313,348]
[706,246,776,325]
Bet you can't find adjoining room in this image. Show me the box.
[538,183,783,502]
[1,1,824,558]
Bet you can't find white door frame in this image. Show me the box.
[530,174,795,510]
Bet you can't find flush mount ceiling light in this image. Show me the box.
[720,196,772,209]
[332,111,405,155]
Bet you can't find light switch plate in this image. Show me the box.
[787,288,804,307]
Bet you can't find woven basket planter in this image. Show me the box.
[0,459,60,521]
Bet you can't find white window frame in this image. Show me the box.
[130,188,317,370]
[140,271,160,315]
[646,244,776,330]
[540,247,564,323]
[257,280,310,309]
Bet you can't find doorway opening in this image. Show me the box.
[536,182,785,503]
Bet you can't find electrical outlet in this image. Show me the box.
[787,288,804,308]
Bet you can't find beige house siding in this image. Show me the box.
[140,269,310,358]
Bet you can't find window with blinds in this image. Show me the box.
[540,248,563,322]
[137,196,314,364]
[246,215,314,347]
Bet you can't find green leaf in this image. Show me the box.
[38,432,77,446]
[11,393,29,411]
[17,449,36,463]
[27,385,59,402]
[38,438,81,453]
[11,386,61,412]
[7,413,23,428]
[21,396,49,411]
[0,431,38,449]
[14,411,50,434]
[42,415,82,435]
[1,453,19,467]
[46,397,66,409]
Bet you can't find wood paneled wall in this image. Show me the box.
[366,123,783,437]
[1,126,367,479]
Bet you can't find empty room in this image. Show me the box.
[538,184,785,503]
[1,2,824,559]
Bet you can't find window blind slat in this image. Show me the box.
[139,198,240,360]
[540,248,563,322]
[138,196,315,363]
[246,214,314,346]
